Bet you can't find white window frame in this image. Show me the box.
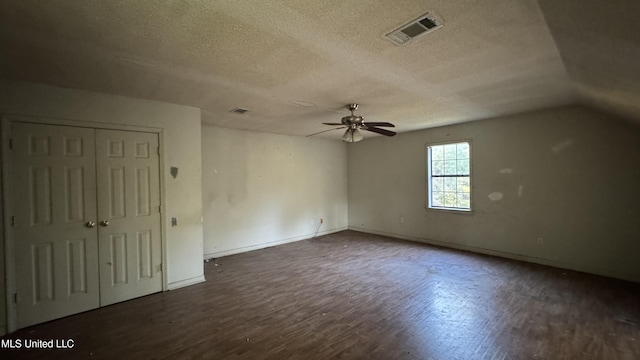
[426,140,472,213]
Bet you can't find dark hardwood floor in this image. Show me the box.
[2,230,639,359]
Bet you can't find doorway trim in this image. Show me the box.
[1,113,168,333]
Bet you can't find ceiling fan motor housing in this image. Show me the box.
[341,103,365,127]
[341,115,364,126]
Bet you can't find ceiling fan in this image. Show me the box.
[307,104,396,143]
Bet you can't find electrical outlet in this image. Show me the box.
[537,237,544,245]
[320,218,323,224]
[400,216,405,224]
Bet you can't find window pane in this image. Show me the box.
[432,160,444,175]
[432,191,444,207]
[457,177,470,193]
[444,192,456,207]
[431,146,444,161]
[456,143,469,159]
[444,177,456,191]
[444,160,457,175]
[457,159,469,175]
[432,178,444,192]
[444,144,457,160]
[457,193,470,209]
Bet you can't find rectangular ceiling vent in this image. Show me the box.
[385,12,443,46]
[229,107,250,114]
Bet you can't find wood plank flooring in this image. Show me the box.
[2,230,639,359]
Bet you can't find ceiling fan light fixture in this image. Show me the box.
[342,128,363,143]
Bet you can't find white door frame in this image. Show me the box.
[1,114,168,333]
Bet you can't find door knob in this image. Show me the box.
[86,221,96,228]
[101,220,110,226]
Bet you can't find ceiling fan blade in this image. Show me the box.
[363,126,396,137]
[322,122,344,126]
[306,126,347,137]
[363,122,395,127]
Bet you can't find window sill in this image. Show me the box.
[425,206,474,215]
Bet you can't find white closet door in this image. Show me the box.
[12,122,100,328]
[95,129,162,306]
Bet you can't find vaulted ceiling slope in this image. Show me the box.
[538,0,640,122]
[0,0,638,139]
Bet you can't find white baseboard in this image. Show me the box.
[349,226,640,283]
[204,226,348,260]
[167,275,206,290]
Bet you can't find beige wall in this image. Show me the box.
[0,80,205,334]
[348,105,640,282]
[202,125,348,258]
[2,82,637,336]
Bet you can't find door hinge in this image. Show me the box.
[11,216,15,226]
[157,147,160,155]
[9,138,13,150]
[14,293,18,304]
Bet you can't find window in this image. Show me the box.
[427,141,471,211]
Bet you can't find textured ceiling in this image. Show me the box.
[0,0,637,140]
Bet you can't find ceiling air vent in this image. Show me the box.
[229,107,250,114]
[385,12,443,46]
